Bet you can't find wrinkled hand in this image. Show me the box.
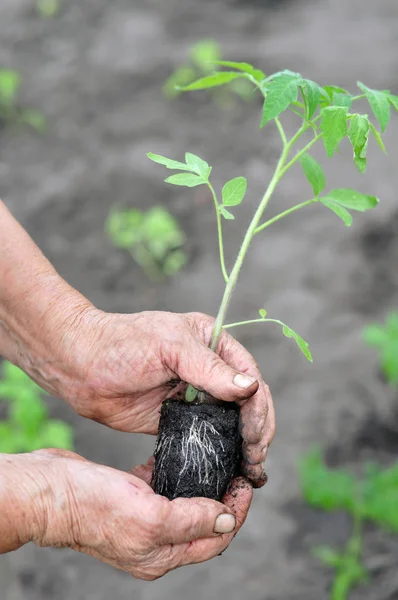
[25,449,252,580]
[57,310,275,485]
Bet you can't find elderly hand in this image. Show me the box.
[38,309,275,486]
[0,450,252,579]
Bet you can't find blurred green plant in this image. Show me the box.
[314,513,368,600]
[0,362,73,453]
[363,311,398,385]
[0,69,46,132]
[163,40,255,108]
[299,448,398,532]
[106,206,187,281]
[36,0,60,17]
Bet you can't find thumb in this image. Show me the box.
[159,497,237,545]
[174,336,259,402]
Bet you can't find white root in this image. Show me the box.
[155,416,227,498]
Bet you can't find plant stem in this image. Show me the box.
[279,133,323,178]
[275,117,287,147]
[223,317,288,330]
[254,198,317,235]
[208,181,229,283]
[209,133,292,352]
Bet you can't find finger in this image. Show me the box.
[159,497,236,545]
[218,337,275,444]
[172,477,253,568]
[171,333,259,402]
[130,457,154,486]
[33,448,88,461]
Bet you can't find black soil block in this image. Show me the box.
[153,399,242,501]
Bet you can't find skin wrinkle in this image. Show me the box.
[0,201,274,576]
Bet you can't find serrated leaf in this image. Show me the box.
[165,173,206,187]
[322,189,379,212]
[259,308,267,318]
[300,79,322,119]
[320,106,348,157]
[222,177,247,206]
[369,122,387,154]
[332,92,353,109]
[261,73,301,126]
[219,206,235,220]
[147,152,191,171]
[320,198,353,227]
[300,153,326,196]
[388,93,398,112]
[178,72,242,91]
[282,324,313,362]
[212,60,265,82]
[348,114,370,173]
[185,153,211,179]
[357,82,391,132]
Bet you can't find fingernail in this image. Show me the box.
[233,373,257,389]
[214,514,236,534]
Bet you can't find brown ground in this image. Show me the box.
[2,0,398,598]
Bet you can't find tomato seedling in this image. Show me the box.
[0,69,46,132]
[163,40,254,108]
[107,206,187,281]
[148,63,397,500]
[0,361,73,453]
[363,311,398,386]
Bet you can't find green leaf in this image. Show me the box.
[165,173,206,187]
[320,198,353,227]
[212,61,265,82]
[357,82,391,132]
[20,110,46,132]
[222,177,247,206]
[190,40,221,72]
[298,449,357,512]
[259,308,267,318]
[388,93,398,112]
[0,69,21,105]
[300,79,322,119]
[185,152,211,179]
[348,114,370,173]
[322,189,379,211]
[369,122,387,154]
[320,106,348,157]
[106,208,144,249]
[282,324,313,362]
[40,420,74,450]
[332,92,353,109]
[299,153,326,196]
[178,72,242,91]
[261,73,301,126]
[363,324,387,347]
[313,546,343,569]
[147,152,191,171]
[36,0,60,17]
[219,205,235,220]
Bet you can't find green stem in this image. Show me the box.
[279,133,323,178]
[208,136,292,353]
[186,121,322,401]
[208,181,229,283]
[254,198,317,235]
[223,317,286,330]
[275,117,287,147]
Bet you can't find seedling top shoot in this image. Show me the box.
[150,62,397,500]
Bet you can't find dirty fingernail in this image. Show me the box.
[214,514,236,534]
[233,373,257,389]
